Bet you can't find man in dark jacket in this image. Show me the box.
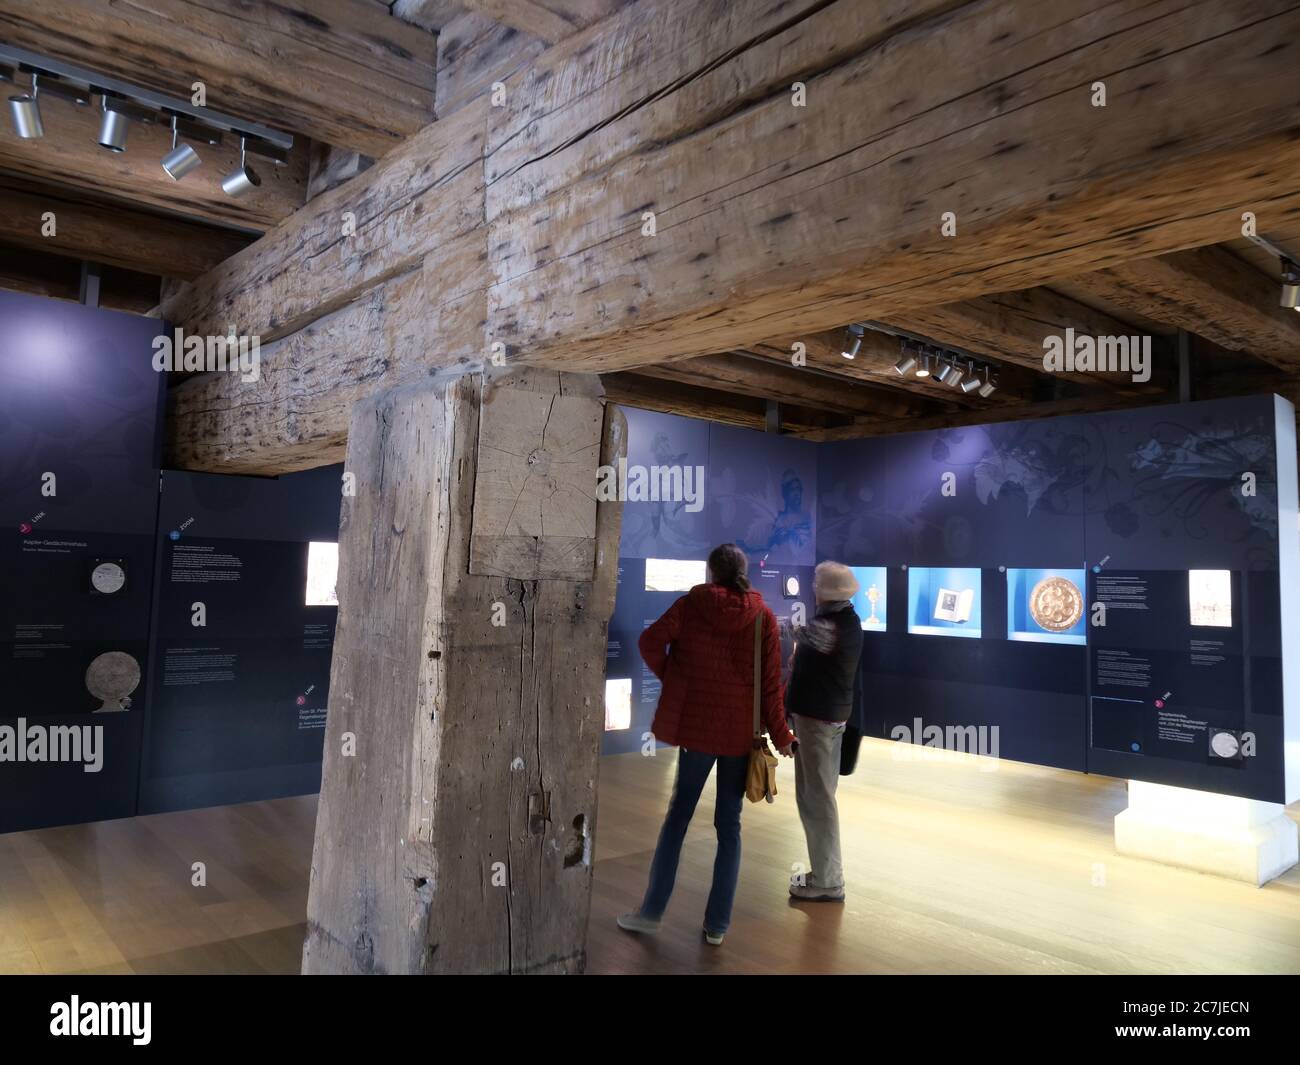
[786,561,864,902]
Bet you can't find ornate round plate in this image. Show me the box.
[1029,576,1084,633]
[85,651,141,713]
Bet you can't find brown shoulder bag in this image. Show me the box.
[745,613,779,804]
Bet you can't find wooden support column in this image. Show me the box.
[303,367,625,974]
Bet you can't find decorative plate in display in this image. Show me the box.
[90,560,126,595]
[1210,730,1240,759]
[1029,576,1084,633]
[85,651,141,713]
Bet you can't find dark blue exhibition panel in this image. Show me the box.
[816,394,1293,803]
[139,466,342,813]
[603,409,816,754]
[0,291,164,833]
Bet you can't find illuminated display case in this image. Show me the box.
[849,565,887,631]
[644,557,706,592]
[907,567,982,638]
[1007,567,1087,646]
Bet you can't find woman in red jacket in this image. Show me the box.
[618,543,795,946]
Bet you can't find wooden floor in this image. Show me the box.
[2,741,1298,974]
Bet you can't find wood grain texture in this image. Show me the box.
[462,0,628,41]
[0,0,437,156]
[600,373,848,434]
[488,0,1300,370]
[435,9,547,118]
[0,176,252,280]
[3,746,1297,975]
[303,368,625,973]
[470,381,604,579]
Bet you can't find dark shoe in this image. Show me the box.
[789,880,845,902]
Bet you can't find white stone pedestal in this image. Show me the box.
[1115,780,1298,886]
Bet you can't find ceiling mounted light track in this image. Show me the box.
[0,42,292,179]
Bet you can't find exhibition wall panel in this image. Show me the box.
[603,409,815,754]
[139,466,342,813]
[0,291,165,834]
[817,394,1295,803]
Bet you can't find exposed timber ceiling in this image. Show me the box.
[1,0,1297,462]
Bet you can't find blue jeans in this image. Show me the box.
[641,748,748,934]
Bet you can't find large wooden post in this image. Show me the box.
[302,368,625,974]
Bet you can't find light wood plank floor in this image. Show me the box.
[1,741,1297,974]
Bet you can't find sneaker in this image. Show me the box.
[616,912,661,935]
[703,928,725,946]
[789,879,845,902]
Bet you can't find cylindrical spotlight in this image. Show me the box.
[893,342,917,376]
[8,73,43,139]
[1283,259,1300,310]
[97,96,129,152]
[161,116,201,180]
[915,355,931,378]
[978,371,998,398]
[841,323,864,360]
[959,362,983,393]
[934,358,958,386]
[222,137,261,197]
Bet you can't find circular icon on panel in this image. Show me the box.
[85,651,141,713]
[1210,730,1240,759]
[91,561,126,595]
[1029,576,1084,632]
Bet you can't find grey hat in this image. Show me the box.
[814,561,859,601]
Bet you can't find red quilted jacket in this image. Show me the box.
[639,584,794,758]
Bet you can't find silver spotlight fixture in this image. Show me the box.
[97,94,129,152]
[934,357,959,386]
[841,323,865,360]
[161,115,201,180]
[893,340,917,376]
[915,351,931,378]
[978,370,998,398]
[8,71,43,139]
[222,136,261,197]
[959,360,983,393]
[1282,258,1300,311]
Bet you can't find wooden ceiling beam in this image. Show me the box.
[459,1,628,42]
[162,0,1300,474]
[600,372,846,434]
[0,175,253,279]
[0,0,436,157]
[1067,246,1300,373]
[632,352,930,418]
[0,241,160,313]
[885,288,1174,394]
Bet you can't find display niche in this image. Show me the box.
[1007,568,1087,646]
[849,565,887,631]
[907,566,982,638]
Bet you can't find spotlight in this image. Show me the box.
[161,115,201,180]
[841,323,864,360]
[959,361,983,393]
[222,136,261,197]
[978,370,998,398]
[915,353,931,378]
[934,357,959,386]
[8,72,43,139]
[97,95,129,152]
[1282,258,1300,311]
[893,341,917,376]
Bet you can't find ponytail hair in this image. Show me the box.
[707,542,751,594]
